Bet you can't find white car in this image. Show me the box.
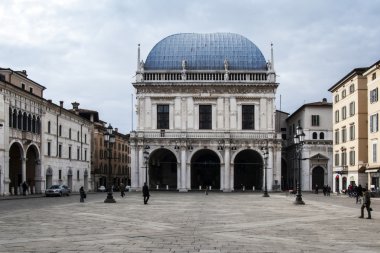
[98,186,106,192]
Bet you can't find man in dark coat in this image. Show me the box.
[359,188,371,219]
[79,186,86,203]
[22,181,28,196]
[142,182,150,204]
[356,184,363,204]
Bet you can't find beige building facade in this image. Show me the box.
[329,68,368,192]
[364,60,380,191]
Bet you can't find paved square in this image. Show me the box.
[0,192,379,252]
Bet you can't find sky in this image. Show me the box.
[1,0,379,133]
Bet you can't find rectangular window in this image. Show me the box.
[342,128,347,143]
[77,170,80,181]
[349,84,355,94]
[157,105,169,129]
[342,89,346,98]
[21,83,25,90]
[85,134,87,144]
[349,102,355,116]
[335,130,339,144]
[242,105,255,129]
[47,142,51,156]
[341,152,347,166]
[335,94,339,103]
[59,125,62,136]
[59,170,62,180]
[199,105,212,129]
[349,150,355,165]
[349,125,355,140]
[311,115,320,126]
[77,131,80,141]
[29,87,33,94]
[84,150,87,161]
[342,106,347,120]
[69,146,72,160]
[335,110,339,123]
[0,74,5,81]
[335,153,339,166]
[48,121,51,134]
[77,148,80,160]
[69,129,71,139]
[370,88,378,103]
[370,113,379,133]
[373,72,377,81]
[58,144,62,158]
[373,142,377,163]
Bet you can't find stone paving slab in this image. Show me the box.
[0,192,379,252]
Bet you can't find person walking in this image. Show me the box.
[120,183,125,198]
[22,181,28,196]
[79,186,86,203]
[315,184,319,194]
[359,188,371,219]
[142,182,150,204]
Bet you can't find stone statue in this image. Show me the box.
[182,59,187,70]
[224,58,229,71]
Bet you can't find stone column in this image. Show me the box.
[179,148,187,192]
[267,148,273,191]
[138,146,145,189]
[130,143,138,190]
[186,162,191,189]
[223,147,231,192]
[230,163,234,191]
[22,157,26,184]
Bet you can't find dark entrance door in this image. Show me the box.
[234,149,263,190]
[312,166,324,189]
[191,149,220,190]
[26,146,38,194]
[9,143,23,195]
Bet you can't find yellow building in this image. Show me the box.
[364,60,380,191]
[328,68,368,193]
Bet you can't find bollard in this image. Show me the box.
[166,185,169,190]
[199,185,202,190]
[252,186,255,191]
[156,185,159,190]
[209,186,212,190]
[243,186,245,191]
[10,187,14,195]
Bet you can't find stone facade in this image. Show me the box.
[130,33,281,192]
[0,68,92,195]
[284,99,333,191]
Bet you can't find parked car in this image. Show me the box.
[45,185,71,197]
[98,185,106,192]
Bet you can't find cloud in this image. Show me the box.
[1,0,379,133]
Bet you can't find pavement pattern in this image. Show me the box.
[0,192,380,253]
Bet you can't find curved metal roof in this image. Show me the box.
[144,33,267,71]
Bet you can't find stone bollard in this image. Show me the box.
[156,185,159,190]
[243,186,245,191]
[209,186,212,190]
[166,185,169,190]
[252,186,255,191]
[199,185,202,190]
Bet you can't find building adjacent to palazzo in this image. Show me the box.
[130,33,282,192]
[70,102,131,191]
[283,99,333,192]
[329,60,380,193]
[0,68,92,196]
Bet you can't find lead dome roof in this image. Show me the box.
[144,33,267,71]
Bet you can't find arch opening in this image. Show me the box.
[191,149,220,190]
[234,149,263,190]
[312,166,324,190]
[148,148,177,189]
[9,143,23,195]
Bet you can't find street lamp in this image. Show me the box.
[262,145,270,197]
[143,149,150,185]
[294,125,305,205]
[104,124,116,203]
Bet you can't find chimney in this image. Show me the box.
[322,98,327,103]
[115,128,118,133]
[72,101,80,110]
[47,99,52,103]
[60,101,64,108]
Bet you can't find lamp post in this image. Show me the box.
[262,145,270,197]
[143,149,149,185]
[104,124,116,203]
[294,125,305,205]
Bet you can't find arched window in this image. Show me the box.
[312,132,318,139]
[22,112,27,131]
[17,111,22,130]
[320,132,325,140]
[12,109,17,128]
[32,115,36,133]
[36,117,41,134]
[27,114,32,131]
[9,107,12,127]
